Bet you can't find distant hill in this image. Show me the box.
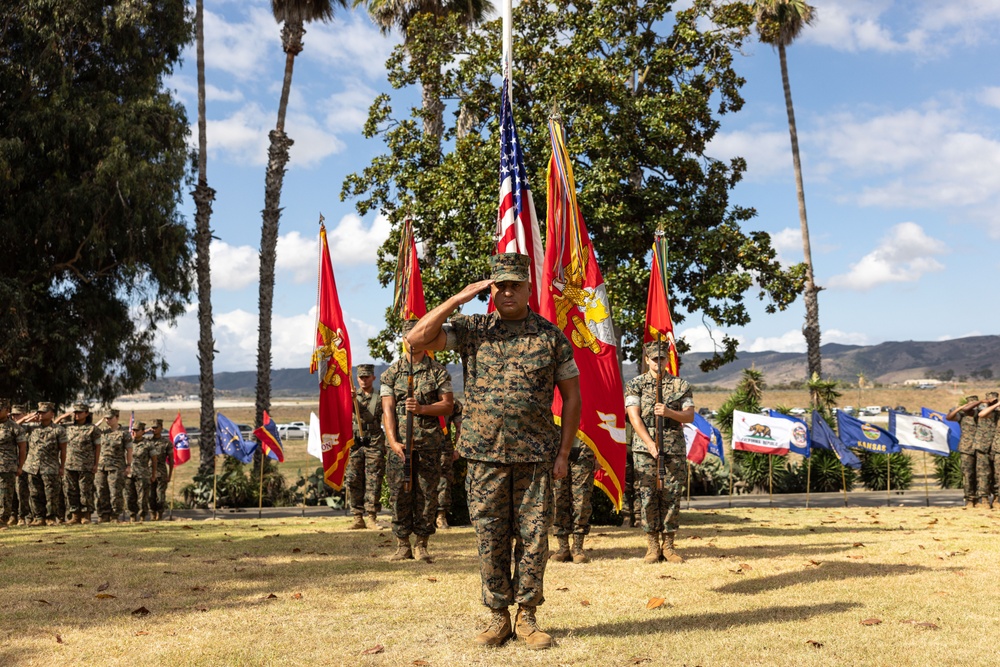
[146,335,999,395]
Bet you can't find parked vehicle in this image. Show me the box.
[278,424,308,439]
[789,407,807,416]
[893,405,908,414]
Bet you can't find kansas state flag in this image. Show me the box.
[836,410,899,454]
[215,412,257,464]
[769,410,810,457]
[253,410,285,463]
[811,410,861,469]
[921,408,960,452]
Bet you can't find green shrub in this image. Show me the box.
[859,452,913,491]
[805,448,857,492]
[933,452,962,489]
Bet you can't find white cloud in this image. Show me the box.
[324,81,379,133]
[326,213,392,265]
[827,222,947,291]
[823,329,870,346]
[707,128,790,181]
[205,102,345,167]
[770,227,802,265]
[936,330,984,341]
[275,231,318,283]
[210,239,258,290]
[203,7,280,81]
[677,324,739,354]
[978,86,1000,110]
[305,14,397,80]
[745,329,805,353]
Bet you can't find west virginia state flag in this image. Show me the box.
[539,118,626,510]
[393,220,428,321]
[310,223,355,490]
[644,235,680,376]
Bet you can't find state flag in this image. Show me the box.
[170,413,190,466]
[768,410,811,457]
[920,408,960,452]
[890,410,951,457]
[810,410,861,469]
[254,410,285,463]
[732,410,799,456]
[836,410,900,454]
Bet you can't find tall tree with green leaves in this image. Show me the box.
[0,0,193,405]
[194,0,217,475]
[344,0,806,366]
[256,0,346,428]
[753,0,821,384]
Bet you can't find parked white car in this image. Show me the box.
[278,424,307,439]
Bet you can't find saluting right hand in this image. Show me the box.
[453,279,494,306]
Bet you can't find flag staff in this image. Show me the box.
[257,442,265,520]
[886,454,891,507]
[841,464,848,507]
[686,461,691,510]
[501,0,512,94]
[768,454,773,508]
[212,453,219,519]
[805,456,811,509]
[923,451,930,507]
[170,473,175,521]
[728,446,734,508]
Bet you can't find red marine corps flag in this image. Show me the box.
[644,233,680,377]
[539,118,627,510]
[309,219,356,490]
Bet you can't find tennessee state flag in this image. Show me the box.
[253,410,285,463]
[644,235,680,376]
[169,413,191,465]
[539,118,626,510]
[309,222,355,490]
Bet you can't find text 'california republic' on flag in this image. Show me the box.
[539,118,626,510]
[310,222,355,490]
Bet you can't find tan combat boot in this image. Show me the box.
[643,532,662,563]
[45,518,57,526]
[364,513,380,530]
[514,605,553,650]
[413,535,433,563]
[436,510,449,529]
[571,534,589,564]
[549,536,571,562]
[100,514,111,525]
[129,514,138,523]
[6,516,17,527]
[965,500,975,509]
[474,607,512,647]
[347,515,366,530]
[662,532,685,563]
[67,512,81,525]
[388,536,414,561]
[81,513,92,525]
[30,518,44,527]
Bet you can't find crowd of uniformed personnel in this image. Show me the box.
[0,401,174,528]
[950,392,1000,509]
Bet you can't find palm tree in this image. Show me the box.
[354,0,491,141]
[256,0,346,429]
[753,0,822,385]
[193,0,217,476]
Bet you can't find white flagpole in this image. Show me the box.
[502,0,513,91]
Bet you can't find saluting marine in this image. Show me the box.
[0,399,28,527]
[22,402,68,526]
[63,402,101,525]
[95,408,132,524]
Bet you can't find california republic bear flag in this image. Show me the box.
[539,118,626,510]
[309,221,356,490]
[732,410,799,456]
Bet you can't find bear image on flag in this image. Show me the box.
[732,410,795,456]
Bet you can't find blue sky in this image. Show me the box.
[158,0,1000,376]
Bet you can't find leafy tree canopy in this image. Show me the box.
[343,0,806,368]
[0,0,194,405]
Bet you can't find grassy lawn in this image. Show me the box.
[2,506,997,666]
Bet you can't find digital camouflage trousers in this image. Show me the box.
[552,446,596,537]
[634,450,685,535]
[387,448,440,540]
[344,441,386,517]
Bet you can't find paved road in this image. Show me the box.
[167,488,965,521]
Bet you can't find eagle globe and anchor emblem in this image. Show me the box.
[312,321,349,453]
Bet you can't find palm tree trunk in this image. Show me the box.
[256,21,303,430]
[194,0,216,476]
[778,42,822,384]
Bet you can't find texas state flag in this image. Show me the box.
[170,413,191,466]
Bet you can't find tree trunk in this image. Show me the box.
[778,42,822,386]
[194,0,216,477]
[256,21,303,430]
[421,78,445,143]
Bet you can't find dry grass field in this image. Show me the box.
[2,505,998,666]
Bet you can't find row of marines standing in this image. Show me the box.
[0,400,174,527]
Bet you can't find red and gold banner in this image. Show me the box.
[310,223,355,490]
[539,119,626,510]
[643,236,680,376]
[393,220,428,321]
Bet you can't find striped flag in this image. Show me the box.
[495,76,542,311]
[643,235,680,376]
[393,220,427,322]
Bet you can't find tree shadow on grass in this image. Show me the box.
[713,561,957,596]
[565,600,863,637]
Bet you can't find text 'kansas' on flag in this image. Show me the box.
[836,410,900,454]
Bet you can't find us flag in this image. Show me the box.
[495,76,543,311]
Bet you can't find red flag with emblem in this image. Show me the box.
[309,222,355,490]
[539,119,627,510]
[393,220,427,321]
[644,235,680,376]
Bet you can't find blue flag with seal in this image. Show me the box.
[836,410,899,454]
[811,411,861,469]
[920,408,960,452]
[768,410,810,457]
[215,412,257,464]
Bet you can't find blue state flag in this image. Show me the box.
[811,411,861,469]
[769,410,810,458]
[836,410,899,454]
[921,408,960,452]
[215,412,257,464]
[693,414,725,464]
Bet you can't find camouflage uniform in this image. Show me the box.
[443,310,578,609]
[345,386,386,518]
[974,402,998,502]
[126,428,156,519]
[380,355,452,540]
[64,421,101,516]
[437,399,463,514]
[11,406,32,523]
[552,439,596,538]
[96,423,132,518]
[23,420,68,522]
[149,432,172,516]
[624,371,694,536]
[0,413,28,524]
[956,405,979,503]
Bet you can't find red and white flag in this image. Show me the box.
[170,413,191,466]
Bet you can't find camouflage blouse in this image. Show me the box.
[22,423,68,476]
[130,438,157,480]
[353,388,384,443]
[624,372,694,455]
[65,423,102,472]
[0,418,27,474]
[956,408,978,455]
[443,311,579,463]
[149,436,172,477]
[973,408,997,454]
[98,426,133,470]
[380,356,453,451]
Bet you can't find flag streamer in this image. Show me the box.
[644,234,680,376]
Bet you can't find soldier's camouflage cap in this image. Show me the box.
[72,402,90,413]
[987,392,999,401]
[401,319,418,335]
[132,421,146,431]
[965,395,980,403]
[0,398,10,410]
[490,253,530,282]
[11,404,27,415]
[151,418,164,428]
[356,364,375,377]
[102,407,120,418]
[37,401,55,414]
[643,341,671,360]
